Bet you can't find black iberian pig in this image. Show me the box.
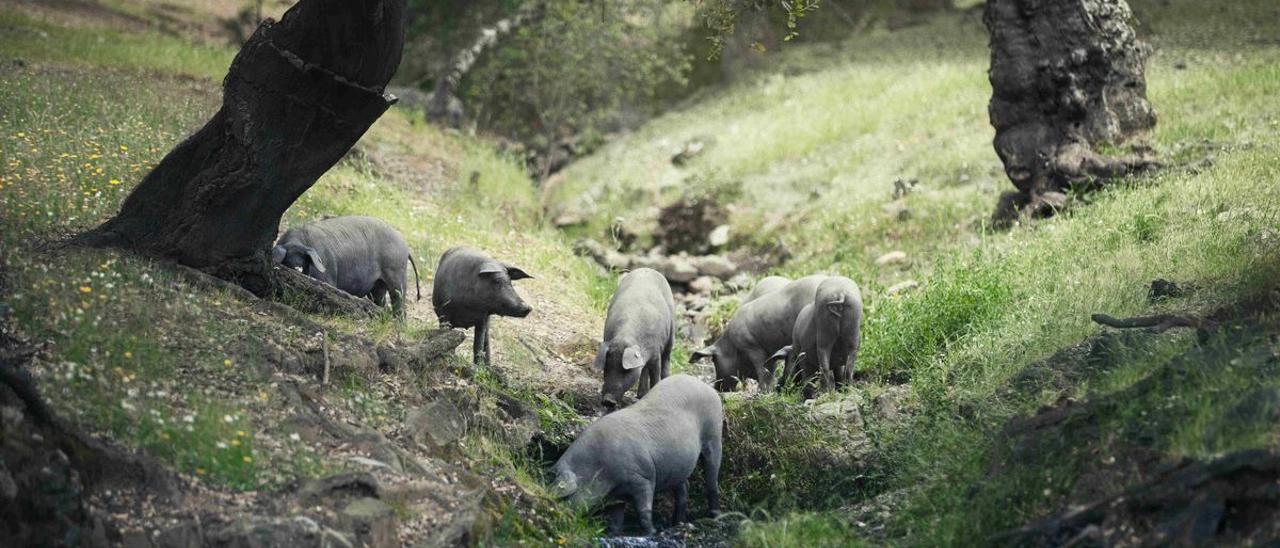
[740,275,789,305]
[552,374,722,536]
[772,275,864,397]
[594,268,676,410]
[273,216,420,316]
[692,275,826,392]
[431,247,533,366]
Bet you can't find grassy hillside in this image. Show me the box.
[1,5,610,544]
[546,0,1280,544]
[2,0,1279,546]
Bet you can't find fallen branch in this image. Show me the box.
[1090,313,1210,333]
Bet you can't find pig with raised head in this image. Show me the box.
[692,275,826,392]
[432,247,533,366]
[771,276,863,397]
[273,216,420,316]
[552,374,722,536]
[740,275,789,305]
[594,268,675,410]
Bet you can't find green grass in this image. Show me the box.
[543,0,1280,544]
[0,10,233,80]
[4,0,1280,544]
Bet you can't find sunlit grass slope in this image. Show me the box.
[548,0,1280,544]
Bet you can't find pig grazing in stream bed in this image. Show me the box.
[771,276,864,398]
[432,247,533,366]
[594,268,675,410]
[553,375,722,536]
[693,275,827,392]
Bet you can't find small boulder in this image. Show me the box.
[689,254,737,280]
[688,276,716,295]
[406,398,467,449]
[708,224,731,248]
[875,251,908,267]
[340,498,397,548]
[885,280,919,297]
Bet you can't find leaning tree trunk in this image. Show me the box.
[426,2,541,128]
[985,0,1158,227]
[77,0,405,296]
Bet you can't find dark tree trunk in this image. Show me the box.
[985,0,1158,227]
[77,0,406,296]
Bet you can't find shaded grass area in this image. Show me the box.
[0,8,609,542]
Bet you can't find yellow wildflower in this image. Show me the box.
[242,456,252,463]
[79,286,92,293]
[109,179,121,185]
[223,359,232,367]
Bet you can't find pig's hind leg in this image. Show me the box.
[672,480,689,524]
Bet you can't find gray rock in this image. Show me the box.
[807,394,865,429]
[182,516,354,548]
[873,385,912,423]
[406,398,467,448]
[708,224,731,247]
[297,473,381,508]
[340,498,397,548]
[689,254,737,280]
[875,251,908,267]
[688,276,716,295]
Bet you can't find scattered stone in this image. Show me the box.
[189,516,353,548]
[688,254,737,280]
[1148,279,1194,302]
[553,211,586,228]
[891,178,919,199]
[707,224,731,247]
[340,498,397,548]
[875,251,908,267]
[688,276,716,295]
[406,398,467,449]
[885,280,919,297]
[872,385,913,423]
[671,139,706,166]
[807,394,865,428]
[297,473,382,507]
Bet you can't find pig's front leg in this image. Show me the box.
[672,480,689,524]
[473,316,490,366]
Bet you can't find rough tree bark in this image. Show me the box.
[985,0,1158,227]
[426,3,542,128]
[77,0,406,297]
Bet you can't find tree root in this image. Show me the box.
[276,266,382,318]
[1090,313,1213,334]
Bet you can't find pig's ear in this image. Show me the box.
[824,294,846,318]
[690,345,717,362]
[304,247,326,273]
[503,263,533,281]
[271,245,287,264]
[478,262,504,277]
[622,346,646,370]
[592,342,608,370]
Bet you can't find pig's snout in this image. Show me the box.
[512,301,532,318]
[600,392,618,410]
